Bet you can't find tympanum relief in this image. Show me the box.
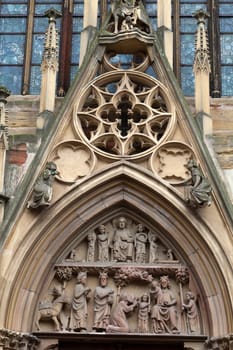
[35,216,202,336]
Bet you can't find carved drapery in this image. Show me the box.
[35,215,203,336]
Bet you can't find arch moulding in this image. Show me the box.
[1,162,232,341]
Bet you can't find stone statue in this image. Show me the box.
[96,224,109,262]
[36,286,69,331]
[27,162,58,208]
[186,159,212,208]
[112,217,134,262]
[93,272,114,331]
[148,232,159,263]
[110,0,150,34]
[70,272,91,331]
[150,276,180,334]
[135,224,147,263]
[167,249,174,261]
[107,293,137,333]
[137,293,150,333]
[182,291,200,333]
[86,232,96,262]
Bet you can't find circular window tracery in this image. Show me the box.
[74,71,175,159]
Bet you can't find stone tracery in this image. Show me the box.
[75,71,174,158]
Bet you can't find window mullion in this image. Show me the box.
[173,0,181,83]
[57,0,73,96]
[208,0,221,97]
[22,0,35,95]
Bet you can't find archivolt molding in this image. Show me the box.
[1,164,232,336]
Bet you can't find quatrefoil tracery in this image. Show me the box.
[75,71,175,158]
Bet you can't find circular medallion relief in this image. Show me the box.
[150,141,195,185]
[74,71,176,159]
[51,140,95,183]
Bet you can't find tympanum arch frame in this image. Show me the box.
[1,162,232,338]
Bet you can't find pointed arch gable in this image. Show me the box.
[1,162,232,336]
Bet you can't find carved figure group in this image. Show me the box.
[85,217,175,263]
[37,272,200,335]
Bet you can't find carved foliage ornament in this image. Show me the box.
[74,71,175,159]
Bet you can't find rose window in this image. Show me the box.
[75,71,175,158]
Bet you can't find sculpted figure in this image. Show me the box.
[36,286,68,331]
[138,293,150,333]
[27,162,58,208]
[70,272,91,331]
[110,0,150,33]
[113,217,134,262]
[96,225,109,262]
[107,293,137,333]
[148,232,159,263]
[182,291,200,333]
[87,232,96,262]
[186,159,212,208]
[150,276,180,334]
[135,224,147,263]
[93,272,114,331]
[167,249,174,261]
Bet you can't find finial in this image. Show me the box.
[44,7,62,23]
[0,86,10,104]
[193,9,210,25]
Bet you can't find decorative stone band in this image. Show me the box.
[0,329,40,350]
[206,334,233,350]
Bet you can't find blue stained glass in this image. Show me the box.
[180,0,205,2]
[30,66,41,95]
[180,4,206,16]
[0,35,25,64]
[70,65,79,83]
[0,18,26,33]
[180,18,197,33]
[221,35,233,63]
[2,0,26,2]
[36,0,61,2]
[219,4,233,15]
[0,66,23,94]
[32,34,44,64]
[146,3,157,16]
[222,66,233,96]
[0,4,27,15]
[35,4,62,15]
[71,34,80,64]
[149,17,157,30]
[73,3,84,15]
[181,66,194,96]
[73,17,83,32]
[180,34,195,64]
[145,66,156,78]
[34,17,61,32]
[220,18,233,32]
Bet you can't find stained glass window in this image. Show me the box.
[0,1,27,94]
[180,1,207,96]
[220,0,233,95]
[70,0,83,83]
